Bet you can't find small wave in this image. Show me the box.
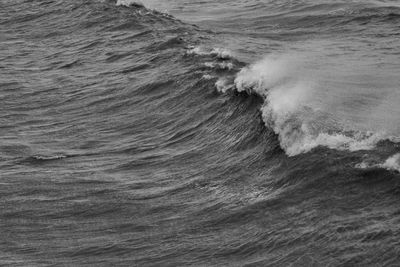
[202,74,215,80]
[186,46,233,59]
[20,153,70,164]
[356,153,400,172]
[186,46,208,56]
[210,48,232,59]
[204,62,234,70]
[215,78,234,93]
[355,161,370,169]
[380,153,400,172]
[31,154,68,161]
[116,0,144,7]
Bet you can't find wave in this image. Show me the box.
[31,154,68,161]
[215,78,234,93]
[186,46,233,59]
[381,153,400,172]
[17,153,69,165]
[115,0,144,7]
[214,53,395,156]
[204,62,234,71]
[20,153,70,164]
[356,153,400,172]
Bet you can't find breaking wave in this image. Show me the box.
[214,54,395,156]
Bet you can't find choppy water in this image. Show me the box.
[1,0,400,266]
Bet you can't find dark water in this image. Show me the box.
[2,0,400,266]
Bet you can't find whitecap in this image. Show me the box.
[116,0,144,7]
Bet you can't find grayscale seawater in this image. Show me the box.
[1,0,400,265]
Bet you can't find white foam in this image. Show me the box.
[281,131,382,157]
[202,74,214,80]
[262,93,383,156]
[186,46,233,59]
[355,161,370,169]
[33,154,67,160]
[380,153,400,172]
[116,0,143,7]
[210,48,232,59]
[186,46,207,56]
[355,154,400,172]
[204,62,234,70]
[215,78,233,93]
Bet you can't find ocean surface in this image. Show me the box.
[1,0,400,266]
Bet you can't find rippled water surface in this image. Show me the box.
[1,0,400,266]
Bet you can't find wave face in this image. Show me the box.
[2,0,400,266]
